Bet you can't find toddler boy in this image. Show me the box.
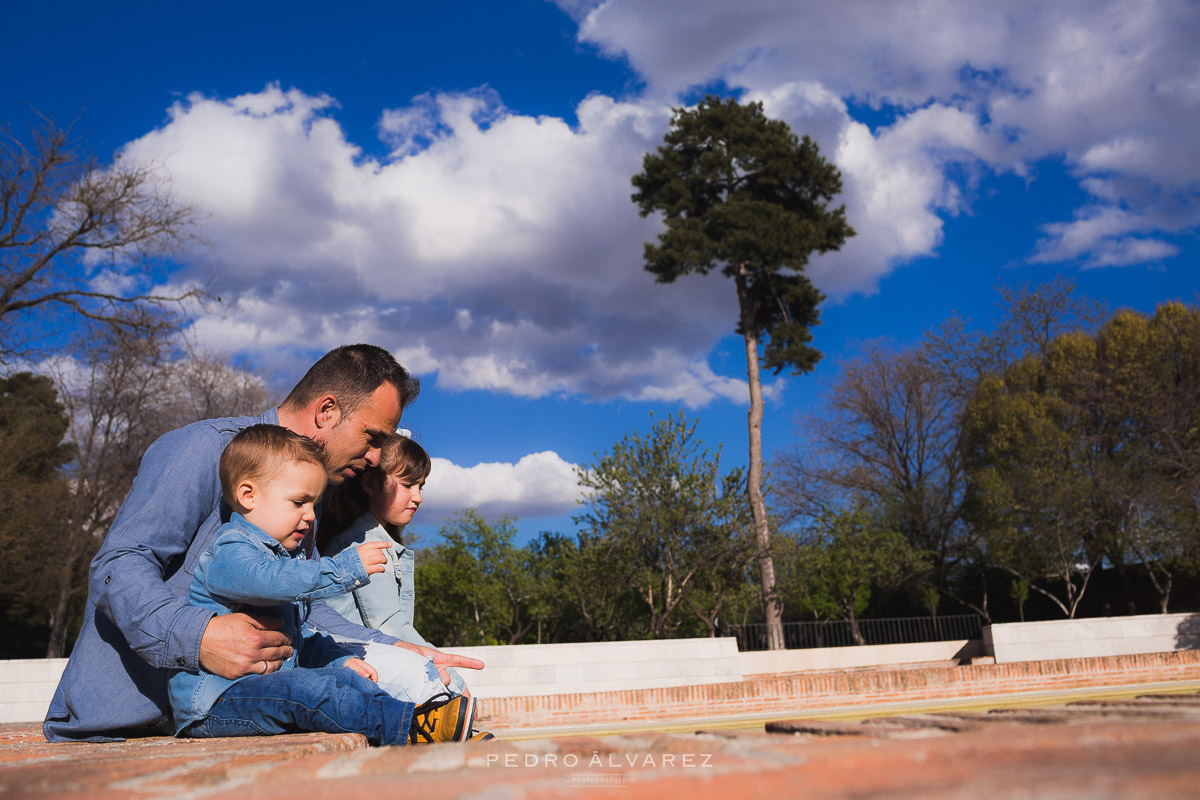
[168,424,472,745]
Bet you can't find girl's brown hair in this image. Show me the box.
[318,433,431,549]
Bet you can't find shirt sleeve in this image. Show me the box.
[203,534,370,604]
[307,599,399,645]
[333,527,409,633]
[88,424,225,671]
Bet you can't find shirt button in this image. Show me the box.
[354,580,361,587]
[176,657,186,666]
[104,576,111,584]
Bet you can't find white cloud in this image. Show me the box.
[124,80,1007,404]
[124,85,769,405]
[577,0,1200,270]
[114,0,1196,412]
[420,451,582,521]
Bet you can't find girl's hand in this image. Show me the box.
[356,540,391,575]
[345,657,379,682]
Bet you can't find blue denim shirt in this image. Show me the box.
[44,410,398,743]
[168,514,367,732]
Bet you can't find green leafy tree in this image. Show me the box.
[632,95,854,649]
[964,301,1200,617]
[559,528,644,641]
[964,342,1103,618]
[1085,303,1200,612]
[576,411,754,639]
[1009,579,1030,622]
[784,506,930,645]
[414,509,548,646]
[523,532,587,643]
[0,372,74,658]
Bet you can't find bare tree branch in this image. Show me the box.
[0,111,202,361]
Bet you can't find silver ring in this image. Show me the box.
[259,660,268,675]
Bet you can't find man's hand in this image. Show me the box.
[199,613,293,679]
[344,657,379,682]
[393,640,485,685]
[356,540,391,575]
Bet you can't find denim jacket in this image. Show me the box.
[321,515,467,695]
[44,410,398,743]
[168,514,368,732]
[322,515,429,646]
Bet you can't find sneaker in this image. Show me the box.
[469,730,496,742]
[409,695,477,744]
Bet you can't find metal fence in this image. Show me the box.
[728,614,984,651]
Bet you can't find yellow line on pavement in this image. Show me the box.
[491,679,1200,741]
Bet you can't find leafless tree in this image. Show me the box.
[776,344,969,589]
[0,112,200,361]
[42,326,269,656]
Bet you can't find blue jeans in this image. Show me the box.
[184,667,415,746]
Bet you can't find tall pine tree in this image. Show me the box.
[632,96,853,648]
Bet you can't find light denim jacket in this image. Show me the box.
[322,515,429,645]
[45,410,398,743]
[323,514,466,695]
[168,514,369,732]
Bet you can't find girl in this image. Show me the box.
[318,434,468,696]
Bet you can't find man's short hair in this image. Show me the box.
[281,344,420,418]
[219,424,328,505]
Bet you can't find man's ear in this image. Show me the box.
[314,395,341,430]
[236,480,258,511]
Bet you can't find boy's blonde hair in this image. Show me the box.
[219,424,329,505]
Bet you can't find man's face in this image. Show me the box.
[317,383,403,484]
[241,460,328,551]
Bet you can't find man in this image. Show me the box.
[44,344,482,742]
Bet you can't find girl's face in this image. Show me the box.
[366,471,424,528]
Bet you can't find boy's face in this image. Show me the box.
[239,460,328,551]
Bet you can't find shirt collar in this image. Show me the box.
[229,511,297,557]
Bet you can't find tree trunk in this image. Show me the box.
[736,268,785,650]
[847,605,866,647]
[45,581,73,659]
[46,544,89,659]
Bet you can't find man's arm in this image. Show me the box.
[89,421,292,677]
[307,598,400,645]
[89,424,228,671]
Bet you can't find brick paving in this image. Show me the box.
[9,651,1200,799]
[476,649,1200,730]
[3,689,1200,799]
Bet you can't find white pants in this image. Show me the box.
[334,640,452,708]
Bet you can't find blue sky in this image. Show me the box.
[4,0,1197,543]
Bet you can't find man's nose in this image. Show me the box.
[364,445,382,467]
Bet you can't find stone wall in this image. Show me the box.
[984,612,1200,663]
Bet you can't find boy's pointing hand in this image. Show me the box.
[356,540,392,575]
